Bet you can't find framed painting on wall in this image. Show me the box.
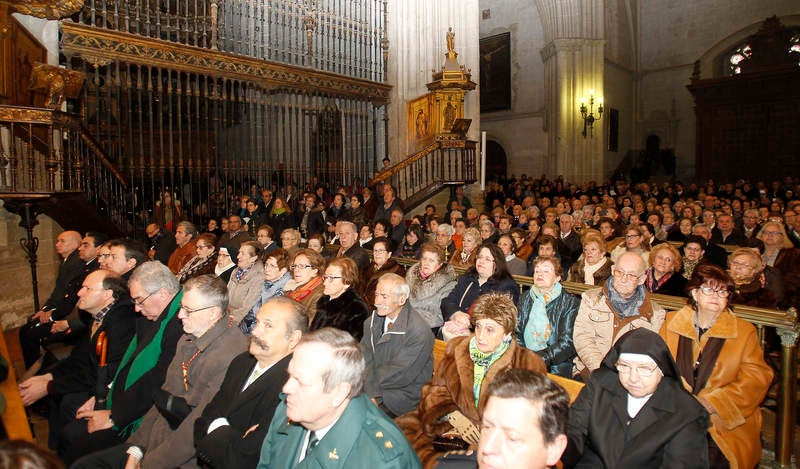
[407,94,434,151]
[479,32,511,112]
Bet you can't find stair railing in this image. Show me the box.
[0,105,131,230]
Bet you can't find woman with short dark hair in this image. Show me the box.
[659,264,773,468]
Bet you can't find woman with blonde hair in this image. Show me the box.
[568,229,613,286]
[645,243,687,297]
[727,248,777,308]
[449,227,480,268]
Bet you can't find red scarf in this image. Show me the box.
[287,276,323,302]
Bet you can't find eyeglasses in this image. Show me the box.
[612,269,642,282]
[196,244,212,249]
[290,264,313,270]
[264,262,280,270]
[698,285,730,298]
[624,234,641,239]
[372,249,388,254]
[615,361,659,377]
[762,231,782,237]
[323,275,343,282]
[133,291,155,306]
[179,304,217,315]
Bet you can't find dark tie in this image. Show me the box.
[305,431,319,458]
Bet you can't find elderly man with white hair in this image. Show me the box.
[361,273,434,418]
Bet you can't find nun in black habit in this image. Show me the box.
[563,328,710,469]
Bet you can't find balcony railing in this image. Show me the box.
[76,0,387,82]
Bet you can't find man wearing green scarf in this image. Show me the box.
[59,262,184,466]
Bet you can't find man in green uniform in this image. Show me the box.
[257,327,421,468]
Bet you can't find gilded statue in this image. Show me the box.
[3,0,84,20]
[29,63,86,109]
[446,27,456,58]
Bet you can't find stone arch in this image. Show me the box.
[695,14,800,79]
[485,140,508,182]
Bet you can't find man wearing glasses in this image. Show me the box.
[57,261,184,464]
[74,274,248,469]
[572,252,666,380]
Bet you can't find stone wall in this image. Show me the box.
[0,203,62,330]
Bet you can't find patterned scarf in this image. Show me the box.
[523,283,562,351]
[469,336,510,408]
[234,262,255,282]
[682,258,700,280]
[605,276,645,319]
[645,267,673,292]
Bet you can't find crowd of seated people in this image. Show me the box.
[12,174,797,468]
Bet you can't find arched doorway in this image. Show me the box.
[486,140,507,182]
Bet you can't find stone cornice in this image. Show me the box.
[60,22,392,105]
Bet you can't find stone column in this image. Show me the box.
[536,0,605,182]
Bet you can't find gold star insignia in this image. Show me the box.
[375,431,384,438]
[329,449,339,460]
[384,441,393,449]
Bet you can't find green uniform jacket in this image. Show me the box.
[257,393,421,469]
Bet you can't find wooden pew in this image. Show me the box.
[432,339,584,403]
[0,327,34,441]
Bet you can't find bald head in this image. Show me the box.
[56,231,82,257]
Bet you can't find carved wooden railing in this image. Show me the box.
[75,0,388,82]
[370,138,479,212]
[0,105,131,226]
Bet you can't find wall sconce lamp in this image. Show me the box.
[580,90,603,138]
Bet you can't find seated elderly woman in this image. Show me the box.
[406,243,458,333]
[175,232,218,284]
[361,237,406,310]
[610,224,651,266]
[644,243,687,297]
[278,228,302,258]
[449,227,480,269]
[239,248,292,333]
[226,240,265,326]
[441,244,519,340]
[284,248,326,324]
[564,328,710,468]
[681,235,708,280]
[497,234,527,276]
[728,248,777,308]
[309,257,371,340]
[396,292,546,469]
[568,230,613,286]
[659,264,773,469]
[436,223,457,260]
[516,256,580,377]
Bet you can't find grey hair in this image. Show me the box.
[130,261,180,295]
[437,223,455,237]
[377,272,410,299]
[177,221,198,237]
[301,328,365,399]
[183,274,229,314]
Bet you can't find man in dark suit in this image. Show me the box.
[335,221,370,274]
[56,261,184,466]
[557,214,582,273]
[18,270,137,449]
[145,224,176,266]
[19,230,87,369]
[194,296,308,468]
[711,214,746,246]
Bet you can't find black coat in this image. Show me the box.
[516,288,581,377]
[48,297,138,397]
[648,271,688,297]
[194,352,291,469]
[149,231,177,266]
[564,329,710,469]
[44,250,87,320]
[310,289,371,340]
[440,273,519,321]
[341,244,371,274]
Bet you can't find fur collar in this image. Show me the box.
[666,305,739,342]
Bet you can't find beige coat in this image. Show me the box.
[572,286,666,375]
[660,306,773,469]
